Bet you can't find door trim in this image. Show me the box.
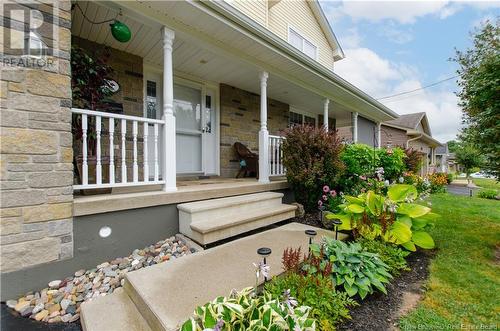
[143,64,220,176]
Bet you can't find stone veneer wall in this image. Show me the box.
[0,1,74,272]
[219,84,289,178]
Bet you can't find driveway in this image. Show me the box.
[447,184,478,196]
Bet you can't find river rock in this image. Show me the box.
[48,280,62,289]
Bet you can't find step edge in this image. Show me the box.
[191,204,297,234]
[177,192,284,213]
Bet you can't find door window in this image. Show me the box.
[146,80,158,119]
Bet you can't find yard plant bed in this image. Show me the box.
[339,249,432,331]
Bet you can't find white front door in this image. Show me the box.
[144,71,217,176]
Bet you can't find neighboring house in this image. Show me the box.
[381,112,443,176]
[435,144,449,173]
[0,0,399,299]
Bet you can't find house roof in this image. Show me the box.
[385,112,426,130]
[435,144,448,155]
[309,1,345,61]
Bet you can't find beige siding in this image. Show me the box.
[225,0,267,26]
[267,0,335,70]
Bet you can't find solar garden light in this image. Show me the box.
[305,229,317,245]
[257,247,272,281]
[330,218,342,240]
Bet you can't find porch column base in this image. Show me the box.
[258,129,270,183]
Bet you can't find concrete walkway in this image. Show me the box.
[81,223,341,331]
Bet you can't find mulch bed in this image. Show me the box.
[339,247,433,331]
[293,212,433,331]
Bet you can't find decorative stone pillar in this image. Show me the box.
[376,122,382,148]
[258,71,270,183]
[162,27,177,192]
[352,112,359,143]
[323,98,329,132]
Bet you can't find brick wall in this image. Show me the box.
[381,125,408,148]
[0,1,73,272]
[219,84,289,178]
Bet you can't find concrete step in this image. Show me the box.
[123,223,340,331]
[178,192,285,223]
[80,288,152,331]
[178,192,296,245]
[189,204,297,245]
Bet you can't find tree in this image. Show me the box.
[455,143,484,181]
[446,140,459,154]
[452,20,500,179]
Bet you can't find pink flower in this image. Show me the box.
[367,182,373,186]
[317,200,323,207]
[359,175,367,180]
[387,149,393,155]
[330,190,337,197]
[322,195,328,201]
[323,185,330,193]
[361,188,366,193]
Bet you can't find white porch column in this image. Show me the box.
[258,71,270,183]
[376,122,382,148]
[323,98,330,131]
[352,111,358,143]
[162,27,176,192]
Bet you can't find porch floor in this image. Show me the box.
[74,177,289,217]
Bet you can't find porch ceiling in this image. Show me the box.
[71,1,368,124]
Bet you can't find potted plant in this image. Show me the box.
[71,44,116,194]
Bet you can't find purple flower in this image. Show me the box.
[323,185,330,193]
[318,200,323,207]
[330,190,337,197]
[282,289,298,312]
[322,194,328,201]
[253,261,270,279]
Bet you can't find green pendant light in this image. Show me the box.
[110,20,131,43]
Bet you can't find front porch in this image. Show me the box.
[70,1,393,197]
[74,177,289,217]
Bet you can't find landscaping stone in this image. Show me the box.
[6,235,195,323]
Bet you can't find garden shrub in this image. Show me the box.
[428,173,448,193]
[356,238,410,275]
[326,184,439,251]
[265,273,357,330]
[477,189,499,199]
[341,144,378,177]
[403,172,430,195]
[377,147,406,181]
[306,239,393,299]
[446,173,454,184]
[282,126,345,211]
[403,148,422,173]
[181,287,317,331]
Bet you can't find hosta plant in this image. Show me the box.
[307,239,393,299]
[181,287,317,331]
[325,184,439,251]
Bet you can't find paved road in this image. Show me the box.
[447,184,478,196]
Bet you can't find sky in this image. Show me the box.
[320,0,500,143]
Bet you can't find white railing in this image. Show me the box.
[72,108,165,189]
[268,135,286,177]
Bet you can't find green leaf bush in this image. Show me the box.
[181,287,317,331]
[477,188,499,199]
[282,126,345,212]
[265,273,357,330]
[326,184,439,251]
[377,148,406,182]
[306,239,393,299]
[356,238,410,275]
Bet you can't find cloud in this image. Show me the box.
[335,47,463,142]
[378,24,414,44]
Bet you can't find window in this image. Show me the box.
[289,111,316,128]
[146,80,157,120]
[288,27,317,59]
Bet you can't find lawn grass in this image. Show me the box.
[473,178,500,191]
[399,194,500,330]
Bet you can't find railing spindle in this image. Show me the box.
[143,123,149,182]
[154,123,159,182]
[121,119,127,183]
[132,121,138,183]
[109,118,115,184]
[82,114,88,185]
[96,116,102,185]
